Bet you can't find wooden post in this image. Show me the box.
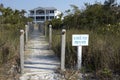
[45,23,47,37]
[25,25,28,43]
[77,46,82,70]
[27,23,30,39]
[20,30,24,74]
[49,25,52,49]
[61,29,66,71]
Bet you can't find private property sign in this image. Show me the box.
[72,34,89,46]
[72,34,89,70]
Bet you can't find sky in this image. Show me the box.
[0,0,119,15]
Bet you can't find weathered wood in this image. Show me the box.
[27,22,31,37]
[20,27,61,80]
[25,25,28,43]
[20,30,24,74]
[61,29,66,71]
[49,25,52,49]
[45,23,47,37]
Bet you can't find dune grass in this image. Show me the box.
[52,28,120,74]
[0,25,20,65]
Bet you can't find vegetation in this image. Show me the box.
[0,4,31,75]
[0,0,120,79]
[47,0,120,79]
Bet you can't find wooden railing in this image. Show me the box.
[47,24,66,71]
[19,22,34,74]
[19,23,66,73]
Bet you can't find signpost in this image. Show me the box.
[72,34,89,70]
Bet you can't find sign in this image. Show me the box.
[72,34,89,70]
[72,34,89,46]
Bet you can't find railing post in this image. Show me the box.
[61,29,66,71]
[45,23,47,37]
[25,25,28,43]
[20,30,24,74]
[28,22,34,35]
[49,25,52,49]
[28,23,30,39]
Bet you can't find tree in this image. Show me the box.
[20,9,26,17]
[104,0,116,6]
[50,18,62,29]
[62,1,120,30]
[63,5,81,29]
[0,3,4,8]
[70,4,81,15]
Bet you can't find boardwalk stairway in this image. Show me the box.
[20,26,64,80]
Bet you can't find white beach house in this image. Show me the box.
[28,7,61,23]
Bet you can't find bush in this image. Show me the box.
[52,29,120,74]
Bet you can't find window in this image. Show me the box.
[46,16,49,20]
[50,10,54,13]
[36,16,45,21]
[50,16,54,19]
[30,11,34,15]
[46,10,49,14]
[36,10,45,15]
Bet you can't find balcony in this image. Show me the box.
[28,13,55,17]
[36,19,45,21]
[36,13,45,16]
[33,20,44,23]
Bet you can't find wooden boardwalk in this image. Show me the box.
[20,27,62,80]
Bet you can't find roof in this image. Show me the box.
[29,7,57,11]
